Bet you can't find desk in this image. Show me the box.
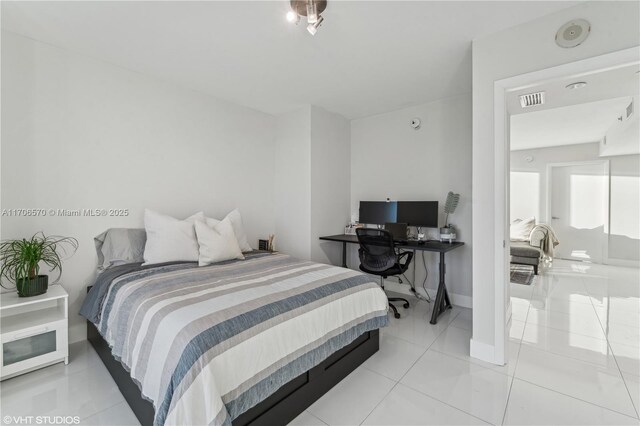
[319,234,464,324]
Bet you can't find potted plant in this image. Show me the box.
[440,191,460,243]
[0,232,78,297]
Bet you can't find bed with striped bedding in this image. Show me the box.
[81,252,388,425]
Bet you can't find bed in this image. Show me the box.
[80,251,388,425]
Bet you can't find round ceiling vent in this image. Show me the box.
[556,19,591,48]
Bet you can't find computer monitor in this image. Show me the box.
[359,201,397,225]
[397,201,439,228]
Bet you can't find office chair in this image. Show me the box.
[355,228,413,319]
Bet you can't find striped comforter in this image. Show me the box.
[86,253,389,425]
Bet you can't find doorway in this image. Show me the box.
[488,47,639,367]
[548,161,609,263]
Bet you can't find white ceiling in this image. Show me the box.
[510,97,633,151]
[1,1,578,119]
[509,64,640,151]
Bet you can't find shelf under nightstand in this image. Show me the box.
[0,285,69,380]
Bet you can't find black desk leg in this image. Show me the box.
[430,252,453,324]
[341,242,347,268]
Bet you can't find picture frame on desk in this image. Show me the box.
[258,235,276,252]
[344,223,363,235]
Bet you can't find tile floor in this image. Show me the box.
[1,260,638,425]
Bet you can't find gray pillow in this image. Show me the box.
[94,228,146,271]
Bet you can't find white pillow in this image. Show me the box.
[205,209,252,252]
[143,210,204,265]
[510,217,536,242]
[195,217,244,266]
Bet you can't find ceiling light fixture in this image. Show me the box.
[306,1,318,24]
[286,0,327,35]
[307,16,324,35]
[565,81,588,90]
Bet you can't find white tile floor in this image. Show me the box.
[1,259,639,425]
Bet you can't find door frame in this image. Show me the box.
[546,160,610,263]
[491,47,639,366]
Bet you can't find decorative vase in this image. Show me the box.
[16,275,48,297]
[440,226,457,243]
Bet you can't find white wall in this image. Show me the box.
[274,105,351,263]
[350,95,472,303]
[602,114,640,157]
[1,32,277,343]
[472,1,640,362]
[274,107,311,259]
[608,154,640,263]
[511,143,640,263]
[310,106,350,265]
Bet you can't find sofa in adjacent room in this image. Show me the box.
[510,217,557,275]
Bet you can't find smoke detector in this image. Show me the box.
[520,91,545,108]
[556,19,590,48]
[565,81,587,90]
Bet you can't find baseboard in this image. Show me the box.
[448,293,473,309]
[605,258,640,268]
[469,339,497,364]
[383,280,472,309]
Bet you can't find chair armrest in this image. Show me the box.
[397,251,413,267]
[529,226,548,249]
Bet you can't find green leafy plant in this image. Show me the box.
[0,232,78,290]
[444,191,460,227]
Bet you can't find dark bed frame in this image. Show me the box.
[87,321,379,425]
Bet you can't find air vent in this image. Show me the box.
[627,101,634,119]
[520,92,545,108]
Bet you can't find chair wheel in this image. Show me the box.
[394,312,401,319]
[403,303,410,309]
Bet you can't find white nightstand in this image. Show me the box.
[0,285,69,380]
